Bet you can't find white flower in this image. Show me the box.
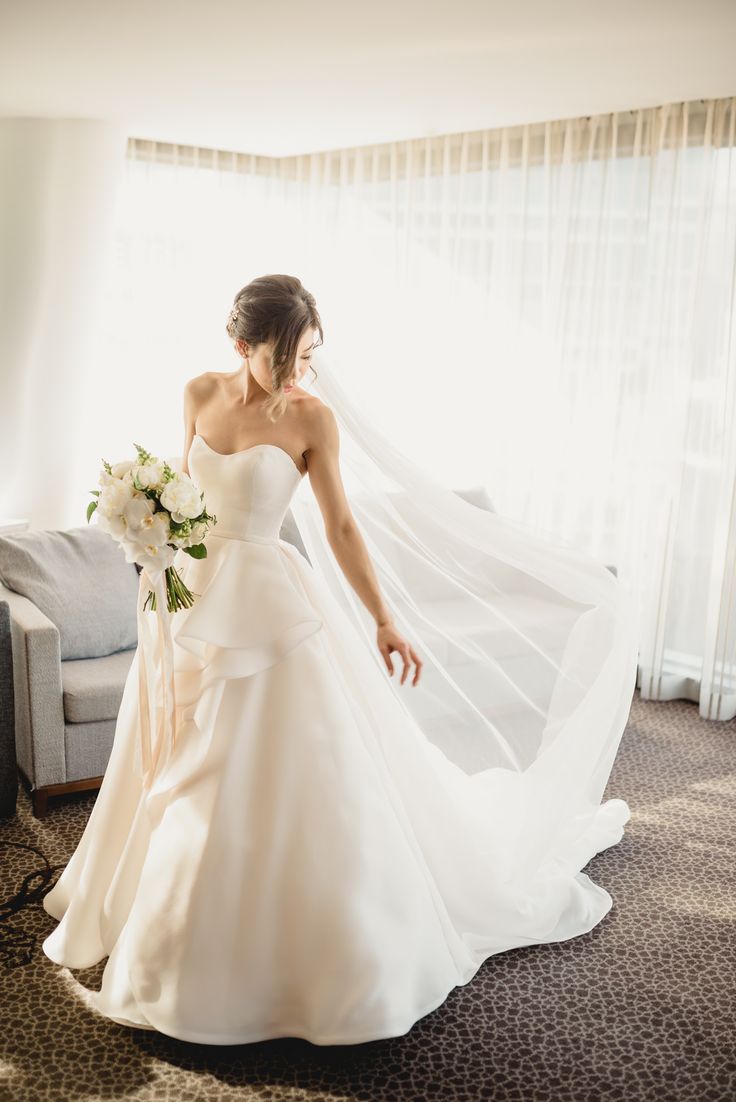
[119,537,141,562]
[136,542,176,580]
[160,474,202,522]
[111,459,134,479]
[133,459,166,491]
[170,519,208,549]
[94,507,127,540]
[123,492,157,532]
[121,511,174,578]
[98,479,134,516]
[125,511,171,552]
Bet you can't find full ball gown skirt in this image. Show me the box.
[41,435,631,1045]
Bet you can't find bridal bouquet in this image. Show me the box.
[87,442,218,613]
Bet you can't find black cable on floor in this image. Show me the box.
[0,841,66,970]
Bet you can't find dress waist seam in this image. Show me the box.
[209,530,281,546]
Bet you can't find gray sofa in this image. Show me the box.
[0,526,141,817]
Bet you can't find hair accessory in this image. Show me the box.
[227,306,239,329]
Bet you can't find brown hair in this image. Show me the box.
[225,274,324,421]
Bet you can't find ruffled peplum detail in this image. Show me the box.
[171,535,323,693]
[143,535,324,802]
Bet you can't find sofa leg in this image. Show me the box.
[32,789,49,818]
[25,776,104,817]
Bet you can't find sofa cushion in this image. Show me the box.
[61,646,137,723]
[0,525,139,660]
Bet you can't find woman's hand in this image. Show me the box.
[376,621,423,686]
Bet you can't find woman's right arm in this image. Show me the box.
[181,376,203,476]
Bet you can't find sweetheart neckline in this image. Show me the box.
[192,434,304,479]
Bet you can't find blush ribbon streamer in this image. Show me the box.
[134,565,179,791]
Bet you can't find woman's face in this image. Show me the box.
[238,328,317,395]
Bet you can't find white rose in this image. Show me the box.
[133,459,166,491]
[170,520,208,549]
[99,479,134,516]
[160,475,202,521]
[111,459,135,479]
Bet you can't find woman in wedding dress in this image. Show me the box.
[41,273,638,1046]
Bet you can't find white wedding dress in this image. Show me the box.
[41,429,634,1046]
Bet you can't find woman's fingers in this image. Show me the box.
[377,629,423,686]
[396,642,422,686]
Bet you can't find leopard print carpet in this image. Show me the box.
[1,689,734,1102]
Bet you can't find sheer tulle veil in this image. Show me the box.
[288,350,640,880]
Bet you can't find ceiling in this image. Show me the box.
[2,0,735,157]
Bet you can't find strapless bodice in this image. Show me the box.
[188,434,303,544]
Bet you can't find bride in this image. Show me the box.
[41,273,638,1046]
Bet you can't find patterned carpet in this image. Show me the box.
[1,689,734,1102]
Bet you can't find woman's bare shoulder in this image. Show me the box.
[297,391,330,422]
[298,394,338,452]
[182,374,219,429]
[183,371,221,396]
[292,388,326,411]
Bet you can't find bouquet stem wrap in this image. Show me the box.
[135,565,179,790]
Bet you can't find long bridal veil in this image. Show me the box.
[289,350,639,881]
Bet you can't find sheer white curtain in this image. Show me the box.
[87,96,736,720]
[0,118,128,528]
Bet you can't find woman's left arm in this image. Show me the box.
[304,402,423,687]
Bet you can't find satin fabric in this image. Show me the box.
[41,436,630,1045]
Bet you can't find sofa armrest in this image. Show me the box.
[0,581,66,786]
